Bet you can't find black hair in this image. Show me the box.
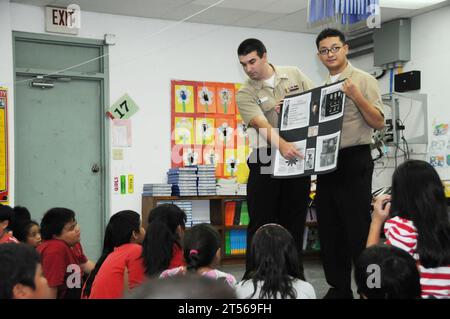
[315,28,346,49]
[237,38,267,58]
[390,160,450,268]
[183,223,220,272]
[40,207,75,240]
[82,210,141,298]
[13,206,31,221]
[0,243,41,299]
[126,274,236,299]
[13,220,39,243]
[242,224,303,299]
[0,204,14,223]
[9,206,32,236]
[142,204,187,276]
[355,245,421,299]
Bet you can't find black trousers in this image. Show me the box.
[316,145,373,297]
[245,147,310,277]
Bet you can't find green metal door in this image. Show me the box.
[14,33,109,260]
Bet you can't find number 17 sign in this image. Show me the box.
[107,93,139,120]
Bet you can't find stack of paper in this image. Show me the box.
[168,167,198,196]
[142,183,172,196]
[196,164,216,196]
[236,183,247,196]
[216,177,238,195]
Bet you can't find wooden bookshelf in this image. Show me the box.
[142,195,247,263]
[141,194,320,264]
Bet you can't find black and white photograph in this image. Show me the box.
[319,81,346,123]
[305,148,315,170]
[315,132,341,172]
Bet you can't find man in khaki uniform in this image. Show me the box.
[236,38,315,276]
[315,29,385,299]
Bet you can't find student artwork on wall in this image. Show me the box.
[171,80,249,179]
[428,120,450,174]
[0,88,9,202]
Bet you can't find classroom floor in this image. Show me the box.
[219,258,358,299]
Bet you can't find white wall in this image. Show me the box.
[8,3,323,216]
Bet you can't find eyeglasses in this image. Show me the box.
[318,46,342,56]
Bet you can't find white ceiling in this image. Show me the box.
[10,0,450,34]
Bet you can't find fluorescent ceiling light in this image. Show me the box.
[380,0,447,10]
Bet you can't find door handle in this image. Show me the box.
[91,163,100,173]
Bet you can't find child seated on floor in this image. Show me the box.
[355,244,421,299]
[142,204,187,277]
[82,210,146,299]
[0,243,53,299]
[236,223,316,299]
[37,207,95,299]
[160,223,236,288]
[13,219,42,248]
[368,160,450,298]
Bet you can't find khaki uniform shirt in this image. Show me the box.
[236,65,315,148]
[325,62,384,149]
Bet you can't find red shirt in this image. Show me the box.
[169,244,185,269]
[37,239,88,299]
[0,231,19,244]
[88,243,145,299]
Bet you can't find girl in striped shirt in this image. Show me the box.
[367,160,450,298]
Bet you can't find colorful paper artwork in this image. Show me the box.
[195,118,215,145]
[197,86,216,113]
[216,85,235,115]
[175,85,194,113]
[171,80,249,178]
[174,117,194,145]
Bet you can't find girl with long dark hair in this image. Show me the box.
[236,223,316,299]
[141,204,187,277]
[368,160,450,298]
[82,210,145,299]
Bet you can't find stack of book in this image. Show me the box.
[142,183,172,196]
[196,164,216,196]
[167,167,198,196]
[236,183,247,196]
[216,177,238,195]
[156,200,193,227]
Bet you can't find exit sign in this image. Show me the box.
[45,6,80,35]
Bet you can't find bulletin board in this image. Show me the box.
[170,80,250,182]
[0,87,9,202]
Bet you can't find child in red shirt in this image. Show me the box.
[82,210,146,299]
[37,207,95,299]
[142,204,187,277]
